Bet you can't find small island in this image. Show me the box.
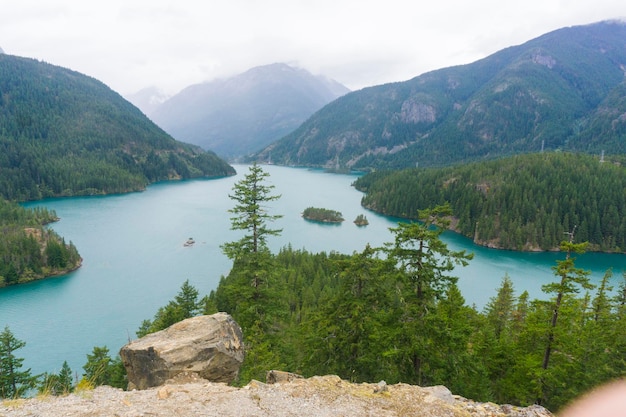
[353,214,369,226]
[302,207,344,223]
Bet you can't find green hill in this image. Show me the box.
[0,54,235,201]
[354,152,626,251]
[254,21,626,170]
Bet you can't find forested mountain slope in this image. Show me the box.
[354,152,626,251]
[150,63,349,159]
[255,20,626,170]
[0,54,235,201]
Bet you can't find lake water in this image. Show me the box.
[2,164,625,378]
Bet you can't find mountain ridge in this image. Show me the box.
[253,20,626,170]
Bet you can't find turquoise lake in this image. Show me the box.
[2,164,625,377]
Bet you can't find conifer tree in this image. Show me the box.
[57,360,74,394]
[221,163,282,259]
[386,204,473,311]
[385,204,473,384]
[136,280,201,337]
[220,163,282,293]
[485,274,516,339]
[592,269,613,322]
[480,275,518,403]
[431,284,484,397]
[539,238,593,405]
[38,360,74,395]
[303,244,396,382]
[82,346,126,389]
[217,163,286,380]
[0,326,35,398]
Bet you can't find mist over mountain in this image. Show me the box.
[254,20,626,170]
[125,86,170,116]
[149,63,350,160]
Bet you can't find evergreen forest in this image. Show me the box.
[133,231,626,413]
[2,22,626,412]
[2,165,624,415]
[136,166,624,413]
[0,199,80,287]
[355,152,626,252]
[0,54,235,202]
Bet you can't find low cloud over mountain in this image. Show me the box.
[147,63,349,160]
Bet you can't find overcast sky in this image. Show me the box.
[1,1,624,96]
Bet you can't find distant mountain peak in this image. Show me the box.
[125,86,170,115]
[149,63,350,159]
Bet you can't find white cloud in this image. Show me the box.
[1,0,624,95]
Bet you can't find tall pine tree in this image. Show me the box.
[385,204,473,384]
[0,326,36,398]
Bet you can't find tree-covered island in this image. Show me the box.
[302,207,344,223]
[353,214,369,226]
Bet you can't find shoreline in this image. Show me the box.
[0,258,83,289]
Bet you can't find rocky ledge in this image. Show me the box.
[120,313,244,390]
[1,374,552,417]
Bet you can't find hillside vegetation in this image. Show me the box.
[0,53,235,284]
[5,165,623,414]
[0,54,235,202]
[0,199,80,286]
[355,152,626,251]
[130,241,624,413]
[207,245,624,412]
[255,21,626,170]
[128,166,624,413]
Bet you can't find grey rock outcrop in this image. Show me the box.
[119,313,244,390]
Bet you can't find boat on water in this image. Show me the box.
[183,237,195,247]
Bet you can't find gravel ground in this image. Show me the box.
[0,375,552,417]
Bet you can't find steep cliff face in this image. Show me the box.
[1,375,553,417]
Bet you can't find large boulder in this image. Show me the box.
[119,313,244,390]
